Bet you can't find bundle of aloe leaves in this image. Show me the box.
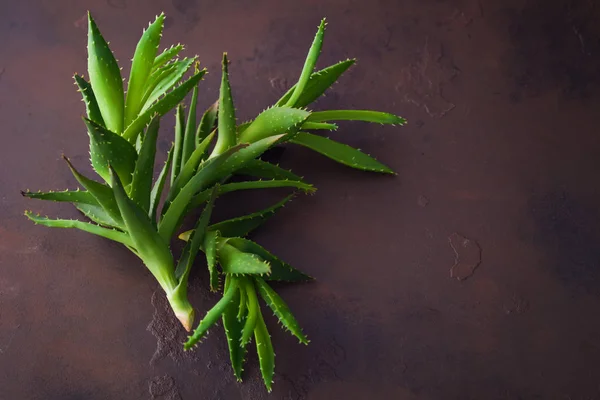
[22,12,405,391]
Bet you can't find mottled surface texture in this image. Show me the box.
[2,0,600,399]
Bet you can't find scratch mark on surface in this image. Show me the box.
[449,232,481,280]
[148,374,182,400]
[396,37,459,118]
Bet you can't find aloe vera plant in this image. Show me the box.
[175,19,406,391]
[23,13,406,393]
[23,12,209,330]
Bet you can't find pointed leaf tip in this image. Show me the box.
[87,12,125,133]
[124,11,165,125]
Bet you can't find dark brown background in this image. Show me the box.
[2,0,600,399]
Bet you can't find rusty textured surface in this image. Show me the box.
[2,0,600,399]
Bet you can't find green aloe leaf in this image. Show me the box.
[158,144,246,241]
[130,116,160,213]
[306,110,407,125]
[190,180,300,212]
[73,74,105,126]
[189,179,312,212]
[21,189,98,206]
[169,131,215,201]
[122,69,206,142]
[227,238,313,282]
[124,13,165,126]
[212,53,237,156]
[84,118,138,186]
[275,59,355,108]
[24,211,133,247]
[285,19,326,108]
[208,194,295,238]
[240,278,259,346]
[254,306,275,392]
[74,203,120,228]
[218,243,271,275]
[182,65,200,167]
[237,284,247,320]
[141,58,195,113]
[174,186,218,290]
[255,277,308,344]
[237,121,251,135]
[196,101,218,146]
[204,230,220,291]
[238,107,309,144]
[63,157,123,227]
[110,166,176,290]
[301,121,337,130]
[209,135,285,184]
[290,132,395,174]
[236,159,303,181]
[222,280,247,381]
[184,276,239,350]
[87,12,124,133]
[171,104,185,186]
[152,44,184,72]
[142,62,177,103]
[150,144,174,223]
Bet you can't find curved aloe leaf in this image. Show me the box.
[188,180,304,211]
[84,118,138,186]
[238,285,247,320]
[182,65,200,166]
[218,244,271,275]
[290,132,394,174]
[150,144,174,222]
[254,307,275,392]
[306,110,407,125]
[75,203,120,228]
[170,131,215,199]
[212,53,236,156]
[238,107,309,144]
[122,69,206,142]
[209,135,285,184]
[125,13,165,126]
[171,104,185,186]
[74,74,105,126]
[237,121,251,135]
[63,157,123,227]
[240,278,259,345]
[184,277,239,350]
[130,116,160,213]
[301,121,337,130]
[24,211,132,247]
[255,277,308,344]
[109,167,176,291]
[204,230,220,291]
[141,58,195,113]
[21,189,98,206]
[275,59,355,108]
[174,186,218,290]
[236,159,303,181]
[152,44,184,72]
[142,62,177,103]
[227,238,313,282]
[158,144,246,241]
[196,101,218,146]
[207,193,295,238]
[222,282,247,381]
[87,12,124,133]
[285,19,326,108]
